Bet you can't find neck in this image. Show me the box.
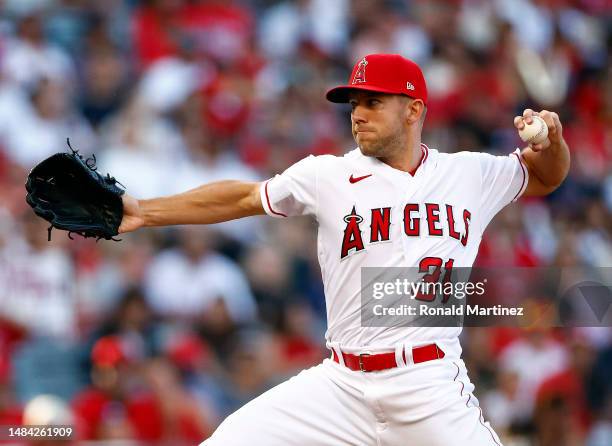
[379,132,422,173]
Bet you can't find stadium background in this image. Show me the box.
[0,0,611,444]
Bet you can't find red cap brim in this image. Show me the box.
[326,85,406,103]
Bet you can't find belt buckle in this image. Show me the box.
[358,352,372,372]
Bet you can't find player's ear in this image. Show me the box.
[404,98,425,125]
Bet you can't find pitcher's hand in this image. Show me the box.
[119,194,145,234]
[514,109,563,152]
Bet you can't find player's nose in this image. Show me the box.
[351,106,368,124]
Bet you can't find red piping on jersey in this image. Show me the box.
[264,180,288,217]
[511,152,527,201]
[421,143,429,164]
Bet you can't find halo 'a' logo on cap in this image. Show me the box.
[406,81,415,91]
[352,58,368,84]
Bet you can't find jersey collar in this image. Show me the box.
[353,143,434,181]
[408,143,429,176]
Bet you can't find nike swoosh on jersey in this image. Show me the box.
[349,174,372,184]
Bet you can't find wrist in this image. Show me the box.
[138,198,152,227]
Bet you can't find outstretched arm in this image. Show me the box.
[514,108,571,197]
[119,181,264,233]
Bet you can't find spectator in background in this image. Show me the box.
[259,0,348,60]
[132,0,255,71]
[243,243,295,328]
[0,77,94,169]
[143,357,212,443]
[0,213,76,340]
[144,225,257,324]
[535,334,595,442]
[77,40,129,129]
[75,235,157,324]
[172,93,259,189]
[97,93,186,198]
[241,242,325,374]
[482,369,523,441]
[498,329,569,426]
[131,0,189,70]
[2,10,74,90]
[162,328,224,423]
[274,300,326,375]
[170,96,263,243]
[72,335,159,442]
[588,341,612,445]
[576,199,612,266]
[213,327,278,417]
[88,287,159,359]
[0,327,23,426]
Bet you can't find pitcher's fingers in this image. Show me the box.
[539,110,556,134]
[529,142,543,152]
[550,112,562,135]
[523,108,535,125]
[514,116,525,129]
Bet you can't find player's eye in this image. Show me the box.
[368,99,381,106]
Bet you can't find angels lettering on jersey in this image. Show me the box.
[340,203,471,259]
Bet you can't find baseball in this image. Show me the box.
[518,115,548,144]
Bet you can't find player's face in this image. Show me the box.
[349,91,409,158]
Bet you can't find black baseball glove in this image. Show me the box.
[25,139,125,241]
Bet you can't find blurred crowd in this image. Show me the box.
[0,0,611,444]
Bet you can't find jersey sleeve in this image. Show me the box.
[477,149,529,229]
[260,155,318,218]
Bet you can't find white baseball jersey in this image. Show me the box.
[260,144,528,350]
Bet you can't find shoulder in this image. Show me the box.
[436,150,484,162]
[426,149,481,171]
[303,147,360,163]
[434,149,508,171]
[306,149,358,165]
[283,149,357,174]
[313,147,363,169]
[342,147,363,160]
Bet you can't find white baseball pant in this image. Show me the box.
[200,355,503,446]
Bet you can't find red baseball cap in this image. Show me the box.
[91,336,126,368]
[326,54,427,105]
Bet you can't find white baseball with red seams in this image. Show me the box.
[518,115,548,144]
[202,142,527,446]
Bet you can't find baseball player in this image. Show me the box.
[119,54,570,445]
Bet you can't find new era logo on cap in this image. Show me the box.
[326,54,428,105]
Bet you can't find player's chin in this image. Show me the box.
[355,131,384,154]
[357,141,380,157]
